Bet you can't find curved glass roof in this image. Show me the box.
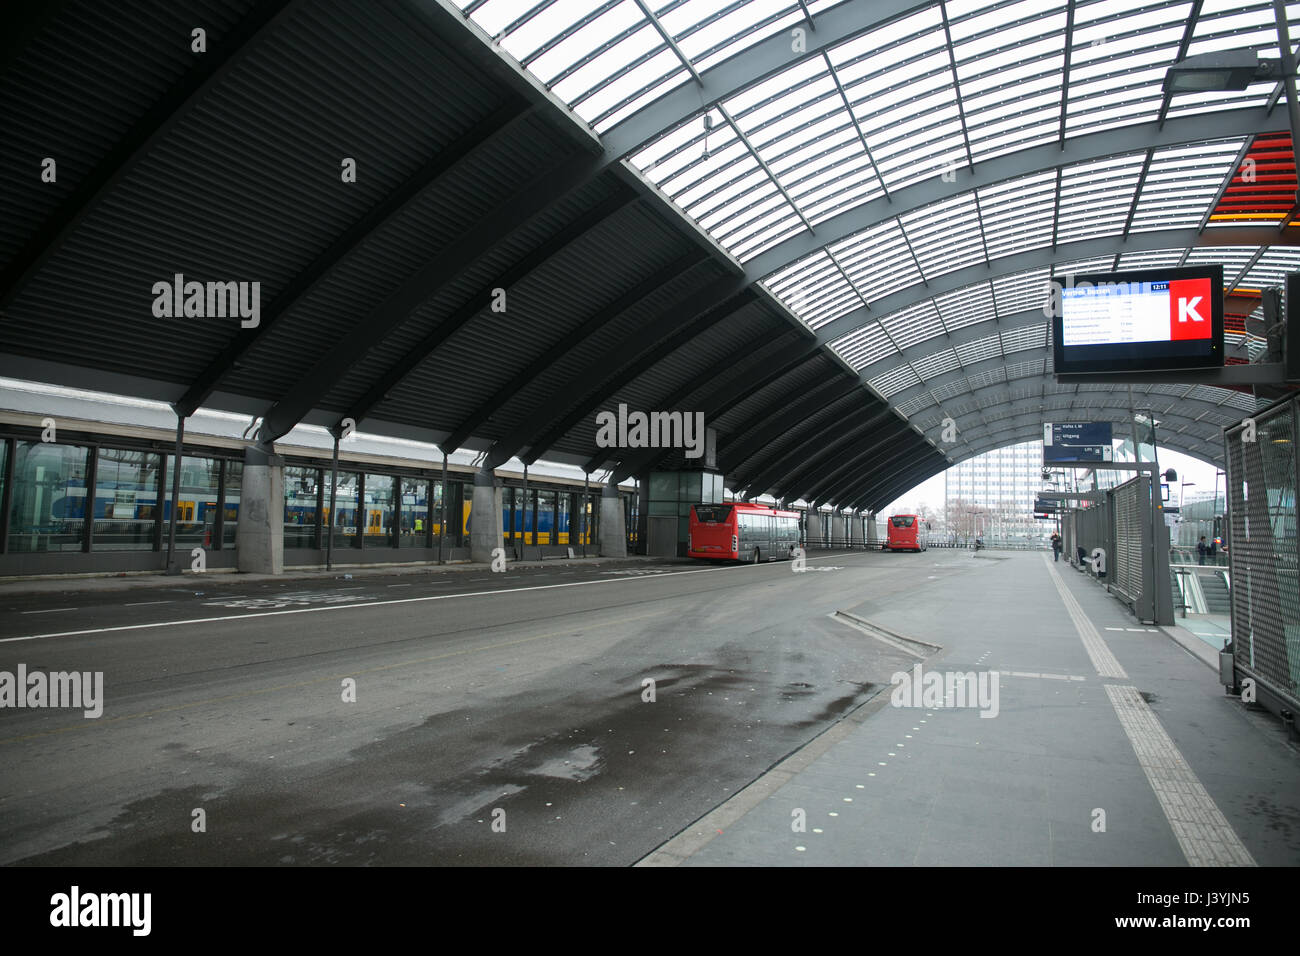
[457,0,1293,469]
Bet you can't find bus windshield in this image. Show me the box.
[891,516,915,528]
[693,505,733,523]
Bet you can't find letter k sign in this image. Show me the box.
[1168,278,1212,341]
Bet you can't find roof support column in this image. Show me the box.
[165,413,186,575]
[599,479,627,558]
[469,466,503,565]
[237,441,285,575]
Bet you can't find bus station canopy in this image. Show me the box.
[1,0,1294,510]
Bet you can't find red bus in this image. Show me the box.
[688,502,801,563]
[884,514,928,552]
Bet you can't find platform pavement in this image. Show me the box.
[0,551,669,597]
[640,551,1300,867]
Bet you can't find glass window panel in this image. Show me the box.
[649,472,678,500]
[537,489,556,544]
[364,473,396,546]
[8,441,89,553]
[325,470,360,549]
[678,472,703,500]
[399,478,429,548]
[164,455,219,550]
[94,449,161,551]
[284,466,320,550]
[557,492,571,545]
[223,461,241,547]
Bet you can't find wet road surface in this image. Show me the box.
[0,549,971,865]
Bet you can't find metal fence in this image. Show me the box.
[1061,471,1170,624]
[1225,393,1300,716]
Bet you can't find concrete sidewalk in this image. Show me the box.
[640,552,1300,867]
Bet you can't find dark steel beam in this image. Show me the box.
[850,306,1045,384]
[698,336,826,426]
[442,249,705,453]
[746,112,1279,288]
[938,0,975,171]
[511,283,755,468]
[1120,149,1154,238]
[1058,0,1075,146]
[816,224,1292,348]
[851,454,946,513]
[1196,137,1257,235]
[0,0,299,309]
[402,0,603,156]
[597,0,927,162]
[836,444,942,510]
[791,420,918,503]
[346,189,636,429]
[1155,0,1203,130]
[722,377,862,474]
[176,100,532,416]
[805,431,930,506]
[258,146,614,442]
[741,404,899,497]
[592,330,806,478]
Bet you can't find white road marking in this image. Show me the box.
[387,584,412,588]
[1044,555,1128,679]
[122,600,175,607]
[1004,671,1087,681]
[1,552,854,644]
[1104,684,1255,867]
[1104,627,1124,631]
[20,607,77,614]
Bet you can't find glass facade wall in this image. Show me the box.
[364,473,395,546]
[7,441,89,552]
[95,448,161,550]
[284,466,320,549]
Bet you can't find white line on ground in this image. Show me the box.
[1004,671,1088,681]
[1044,554,1128,679]
[122,600,175,607]
[20,607,77,614]
[1,552,856,643]
[1104,683,1256,867]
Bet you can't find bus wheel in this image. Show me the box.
[751,548,761,564]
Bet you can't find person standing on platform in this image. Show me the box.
[1197,536,1207,565]
[1051,532,1062,562]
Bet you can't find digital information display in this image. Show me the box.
[1043,422,1113,464]
[1053,265,1223,375]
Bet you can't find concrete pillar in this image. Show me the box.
[599,480,627,557]
[850,510,865,545]
[832,513,846,546]
[865,511,880,546]
[237,443,284,574]
[469,467,504,564]
[808,509,824,547]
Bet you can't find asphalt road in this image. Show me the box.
[0,549,971,865]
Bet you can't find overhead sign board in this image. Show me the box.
[1033,497,1061,514]
[1043,422,1113,463]
[1052,264,1224,375]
